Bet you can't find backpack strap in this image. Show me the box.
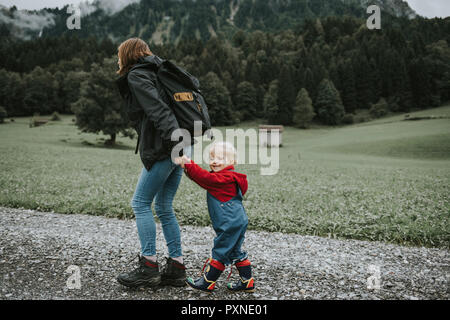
[135,134,140,154]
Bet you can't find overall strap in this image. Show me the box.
[234,180,244,200]
[226,168,244,200]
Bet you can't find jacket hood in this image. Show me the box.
[132,55,164,72]
[219,165,248,196]
[116,55,164,99]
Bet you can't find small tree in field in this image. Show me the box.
[71,56,131,145]
[293,88,315,128]
[315,78,345,125]
[369,97,389,118]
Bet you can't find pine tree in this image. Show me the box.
[234,81,257,121]
[0,106,7,123]
[0,69,11,115]
[293,88,315,129]
[199,72,237,126]
[368,58,382,104]
[369,98,389,118]
[315,79,345,125]
[408,58,433,109]
[4,72,24,117]
[22,67,56,115]
[337,59,357,113]
[61,70,89,114]
[263,80,279,123]
[353,53,372,109]
[276,64,296,125]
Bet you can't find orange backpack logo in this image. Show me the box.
[173,92,194,102]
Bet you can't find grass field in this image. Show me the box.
[1,106,449,248]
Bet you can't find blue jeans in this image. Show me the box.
[131,146,192,258]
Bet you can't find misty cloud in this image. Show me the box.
[0,0,141,39]
[0,9,55,35]
[79,0,140,16]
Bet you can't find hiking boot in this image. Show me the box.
[160,257,186,287]
[186,258,224,293]
[117,256,161,288]
[227,259,255,293]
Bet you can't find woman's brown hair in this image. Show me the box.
[117,38,153,76]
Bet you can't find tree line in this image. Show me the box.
[0,15,449,136]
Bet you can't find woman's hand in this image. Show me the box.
[174,155,191,168]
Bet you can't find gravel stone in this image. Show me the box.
[0,207,448,300]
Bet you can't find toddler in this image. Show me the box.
[175,141,255,293]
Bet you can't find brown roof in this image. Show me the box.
[258,125,284,132]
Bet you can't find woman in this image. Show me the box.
[115,38,192,288]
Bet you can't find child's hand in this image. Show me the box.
[180,155,191,168]
[174,157,184,166]
[175,155,191,168]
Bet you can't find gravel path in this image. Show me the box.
[0,207,448,300]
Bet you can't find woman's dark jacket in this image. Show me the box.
[116,55,186,171]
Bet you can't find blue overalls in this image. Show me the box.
[207,182,248,266]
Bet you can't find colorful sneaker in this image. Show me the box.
[226,259,255,293]
[186,258,224,293]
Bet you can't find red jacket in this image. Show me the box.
[184,161,248,202]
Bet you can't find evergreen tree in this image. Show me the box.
[263,80,279,124]
[293,88,315,129]
[3,72,24,117]
[369,98,389,118]
[22,67,56,115]
[424,40,450,104]
[61,70,89,114]
[0,106,7,123]
[303,67,315,100]
[199,72,237,126]
[368,58,382,104]
[0,69,10,115]
[409,58,433,109]
[234,81,257,121]
[315,79,345,125]
[276,64,296,125]
[353,53,372,109]
[337,59,357,113]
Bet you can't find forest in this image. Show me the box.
[0,8,449,130]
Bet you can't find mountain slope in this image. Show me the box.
[342,0,417,18]
[0,0,419,43]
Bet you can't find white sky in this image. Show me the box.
[406,0,450,18]
[1,0,450,18]
[0,0,91,10]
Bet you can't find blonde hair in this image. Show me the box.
[117,38,153,76]
[209,141,237,165]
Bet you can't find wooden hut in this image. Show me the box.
[258,125,284,147]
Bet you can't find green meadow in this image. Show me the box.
[1,106,449,248]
